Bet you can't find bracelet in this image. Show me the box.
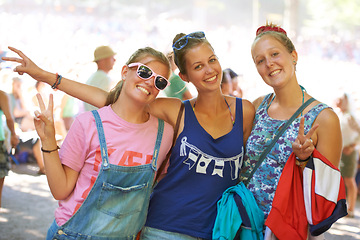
[41,146,60,153]
[51,73,59,89]
[51,73,62,89]
[57,75,62,89]
[295,155,311,163]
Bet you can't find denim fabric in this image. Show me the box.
[140,227,206,240]
[47,110,163,240]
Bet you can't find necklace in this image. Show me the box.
[193,96,235,125]
[267,87,306,116]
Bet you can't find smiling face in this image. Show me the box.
[251,35,297,89]
[179,43,222,92]
[122,56,170,105]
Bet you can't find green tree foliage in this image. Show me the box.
[307,0,360,32]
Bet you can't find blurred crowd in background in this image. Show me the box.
[0,0,360,184]
[1,0,360,102]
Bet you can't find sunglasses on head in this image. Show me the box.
[172,31,206,51]
[128,63,170,91]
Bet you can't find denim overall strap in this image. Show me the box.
[92,110,163,170]
[92,110,110,169]
[151,118,164,171]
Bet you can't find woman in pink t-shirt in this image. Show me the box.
[5,47,173,239]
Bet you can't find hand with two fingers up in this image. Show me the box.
[33,93,57,150]
[292,117,319,167]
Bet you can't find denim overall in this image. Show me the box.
[47,110,164,240]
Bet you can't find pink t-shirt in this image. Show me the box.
[54,105,173,226]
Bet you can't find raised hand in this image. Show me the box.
[34,93,56,145]
[2,46,45,81]
[292,117,319,165]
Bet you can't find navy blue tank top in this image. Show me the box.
[145,98,244,239]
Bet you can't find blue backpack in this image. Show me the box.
[213,182,264,240]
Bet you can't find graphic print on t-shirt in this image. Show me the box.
[180,136,243,180]
[73,146,153,214]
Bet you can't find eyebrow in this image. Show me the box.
[253,47,279,60]
[191,54,216,66]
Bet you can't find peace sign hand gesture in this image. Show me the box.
[292,117,319,166]
[34,94,57,148]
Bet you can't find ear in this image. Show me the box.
[179,72,189,83]
[291,50,298,63]
[121,65,128,81]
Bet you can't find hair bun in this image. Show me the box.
[256,25,287,36]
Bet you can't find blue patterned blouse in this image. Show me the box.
[241,93,329,219]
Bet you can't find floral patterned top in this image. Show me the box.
[241,93,329,219]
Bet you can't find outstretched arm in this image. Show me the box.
[2,47,108,108]
[34,94,79,200]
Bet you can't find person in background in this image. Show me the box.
[60,94,77,132]
[223,68,243,98]
[8,77,32,130]
[84,45,116,111]
[0,90,19,207]
[242,22,345,239]
[335,93,360,218]
[163,52,193,100]
[5,46,173,239]
[220,70,233,96]
[7,77,45,174]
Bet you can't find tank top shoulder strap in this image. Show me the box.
[183,100,194,123]
[258,93,273,111]
[306,102,330,126]
[234,98,243,129]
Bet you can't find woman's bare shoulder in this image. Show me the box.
[150,97,184,126]
[252,95,266,110]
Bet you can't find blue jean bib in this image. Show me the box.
[47,110,164,240]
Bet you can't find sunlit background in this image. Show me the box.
[1,1,360,239]
[1,0,360,115]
